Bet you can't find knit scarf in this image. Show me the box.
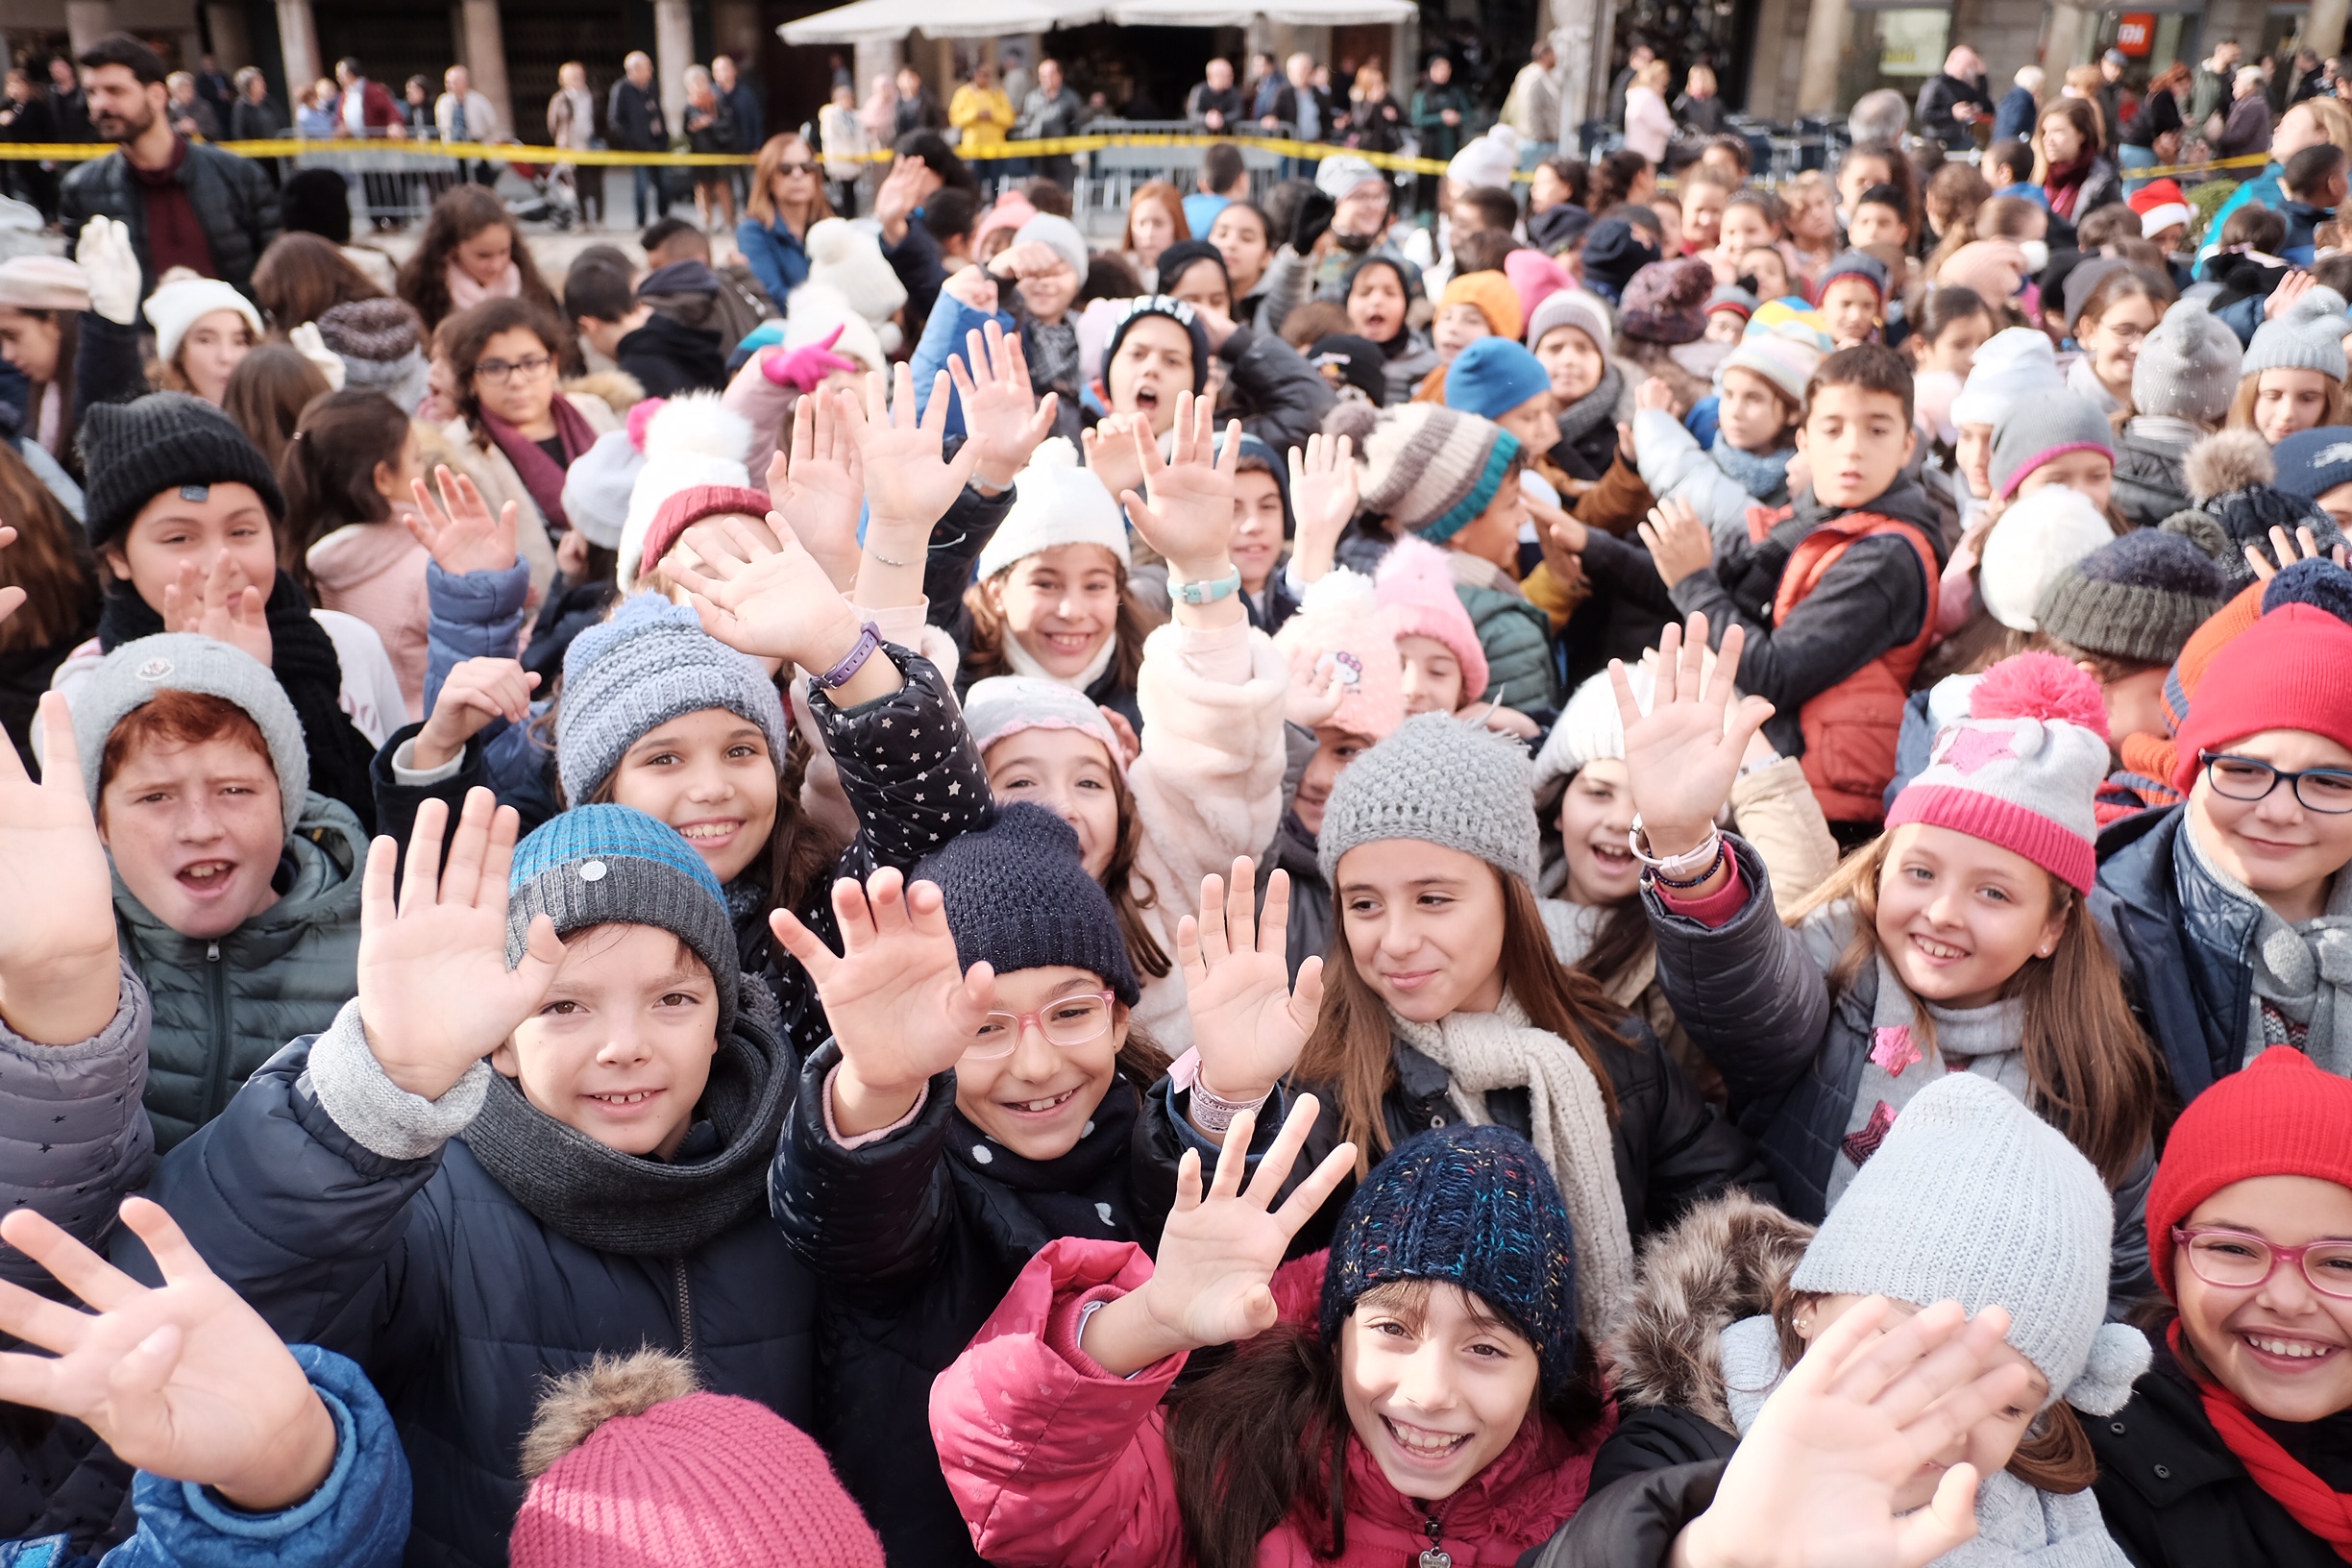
[1721,1315,2133,1567]
[1025,317,1080,399]
[1827,942,2033,1206]
[1002,622,1119,695]
[944,1074,1141,1255]
[1708,433,1795,501]
[460,996,791,1256]
[2181,816,2352,1075]
[2168,1320,2352,1559]
[1386,992,1636,1332]
[446,257,522,313]
[478,394,600,536]
[2066,354,2123,417]
[1554,363,1626,450]
[2044,156,2094,221]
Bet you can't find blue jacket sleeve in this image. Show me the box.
[909,296,1016,438]
[734,220,803,306]
[422,559,530,718]
[2213,290,2266,349]
[104,1345,409,1568]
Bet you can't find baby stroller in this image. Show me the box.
[506,155,582,231]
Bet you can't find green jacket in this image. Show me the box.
[1458,577,1561,711]
[113,791,363,1149]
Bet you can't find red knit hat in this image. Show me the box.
[636,484,775,588]
[2146,1047,2352,1299]
[2169,601,2352,796]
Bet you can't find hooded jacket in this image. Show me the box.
[635,258,769,358]
[114,791,363,1151]
[306,523,431,723]
[612,309,726,397]
[2113,419,2199,531]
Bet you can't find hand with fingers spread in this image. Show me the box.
[412,657,540,772]
[2243,522,2350,582]
[1614,613,1775,866]
[769,868,996,1135]
[841,364,985,535]
[664,514,897,701]
[1178,857,1323,1115]
[1119,392,1241,583]
[1286,431,1358,584]
[404,464,520,576]
[356,789,565,1100]
[1079,1096,1357,1375]
[1080,413,1150,505]
[774,388,866,589]
[1639,495,1715,589]
[162,552,271,668]
[0,1199,338,1510]
[952,318,1059,491]
[0,693,120,1045]
[873,155,926,244]
[1674,1298,2032,1568]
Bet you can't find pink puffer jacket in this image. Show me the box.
[930,1237,1609,1567]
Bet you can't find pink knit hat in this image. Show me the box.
[1884,652,2112,894]
[1275,567,1409,739]
[975,191,1040,252]
[1504,248,1573,331]
[1375,536,1489,702]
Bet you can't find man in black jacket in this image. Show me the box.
[1914,45,1994,150]
[606,50,667,227]
[565,257,724,395]
[59,34,278,306]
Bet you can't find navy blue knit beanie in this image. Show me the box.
[911,802,1139,1005]
[1318,1125,1580,1395]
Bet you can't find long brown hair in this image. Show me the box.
[0,440,96,654]
[440,296,566,432]
[959,562,1159,699]
[396,184,569,340]
[279,389,410,588]
[1164,1283,1610,1568]
[2227,370,2352,434]
[251,232,385,332]
[745,133,835,231]
[1121,182,1193,258]
[1783,834,2158,1188]
[222,345,331,483]
[1296,865,1628,1176]
[3,307,78,475]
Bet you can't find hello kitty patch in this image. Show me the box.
[1869,1025,1922,1076]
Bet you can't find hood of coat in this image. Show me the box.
[1601,1191,1815,1431]
[306,519,427,597]
[111,790,366,964]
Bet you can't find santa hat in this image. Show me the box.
[2128,179,2194,241]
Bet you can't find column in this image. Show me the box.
[205,3,253,72]
[62,1,114,57]
[1552,0,1604,138]
[459,0,513,138]
[2044,4,2095,71]
[2312,0,2349,61]
[275,0,320,98]
[654,0,696,144]
[1795,0,1849,114]
[854,38,897,110]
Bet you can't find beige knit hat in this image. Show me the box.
[1325,400,1519,545]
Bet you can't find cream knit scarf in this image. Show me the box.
[1002,625,1119,695]
[1388,992,1637,1332]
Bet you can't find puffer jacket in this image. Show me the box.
[2113,419,2198,531]
[0,964,155,1290]
[930,1237,1610,1567]
[1452,558,1562,711]
[1646,836,2154,1300]
[59,139,280,301]
[113,792,362,1152]
[139,998,816,1568]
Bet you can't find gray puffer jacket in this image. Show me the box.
[113,792,363,1150]
[0,964,154,1288]
[2113,418,2197,531]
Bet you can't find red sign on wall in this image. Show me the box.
[2116,12,2156,56]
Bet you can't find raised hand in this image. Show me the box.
[1119,393,1241,580]
[1080,1097,1356,1375]
[1613,614,1775,862]
[770,868,997,1134]
[0,693,119,1045]
[1177,858,1322,1109]
[774,388,866,589]
[840,364,983,534]
[1286,431,1358,583]
[410,657,539,772]
[1675,1298,2031,1568]
[356,789,565,1100]
[1638,495,1715,589]
[404,464,519,576]
[760,325,861,394]
[1080,412,1150,504]
[2245,522,2351,582]
[664,513,891,702]
[78,216,140,326]
[950,318,1058,490]
[873,154,927,242]
[162,551,271,668]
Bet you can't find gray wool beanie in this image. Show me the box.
[2241,285,2351,383]
[2131,299,2244,425]
[1317,712,1541,886]
[2034,528,2228,666]
[555,592,790,809]
[1988,388,2117,502]
[1789,1073,2150,1416]
[69,633,309,834]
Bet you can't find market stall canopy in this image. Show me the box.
[779,0,1105,45]
[1105,0,1416,25]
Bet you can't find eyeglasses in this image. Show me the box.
[2173,1226,2352,1299]
[775,160,820,176]
[2198,751,2352,815]
[473,354,553,384]
[967,990,1115,1061]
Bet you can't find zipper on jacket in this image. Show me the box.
[670,1257,696,1361]
[1416,1507,1452,1568]
[200,942,232,1125]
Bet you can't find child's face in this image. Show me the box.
[951,963,1125,1161]
[1652,205,1682,257]
[1819,278,1882,347]
[105,482,279,621]
[1703,309,1747,345]
[1680,184,1727,251]
[1837,156,1892,218]
[372,425,427,514]
[1923,314,1993,376]
[1846,202,1907,252]
[1494,390,1556,458]
[1015,257,1080,323]
[1209,206,1270,290]
[605,707,779,887]
[1699,146,1746,185]
[1449,472,1528,573]
[2189,727,2352,917]
[2319,479,2352,532]
[1432,302,1493,362]
[1106,316,1195,435]
[1556,758,1639,906]
[2148,221,2189,255]
[2173,1174,2352,1424]
[1339,1281,1542,1506]
[1165,257,1230,318]
[2256,368,2339,444]
[1717,204,1776,257]
[178,310,254,406]
[492,923,719,1160]
[1789,185,1837,245]
[1957,422,1996,499]
[1738,246,1792,302]
[2091,662,2168,758]
[1872,821,2067,1010]
[987,544,1123,683]
[1797,383,1916,508]
[1717,366,1795,456]
[1295,722,1377,836]
[1534,325,1605,405]
[1347,265,1409,342]
[2013,449,2115,516]
[1337,839,1507,1023]
[1396,633,1465,715]
[98,732,284,940]
[2082,294,2159,395]
[1230,468,1286,593]
[984,726,1120,881]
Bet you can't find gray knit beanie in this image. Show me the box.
[1789,1073,2150,1416]
[1317,712,1540,886]
[69,633,310,834]
[316,297,429,412]
[555,592,791,809]
[1988,389,2116,502]
[77,393,284,551]
[2131,299,2243,424]
[2034,528,2228,666]
[2241,285,2351,383]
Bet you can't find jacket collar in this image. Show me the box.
[111,791,366,961]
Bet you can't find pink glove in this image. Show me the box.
[762,326,861,393]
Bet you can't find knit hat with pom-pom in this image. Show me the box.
[1617,257,1715,346]
[804,217,908,354]
[618,394,764,594]
[1274,566,1408,742]
[2172,579,2352,797]
[1977,483,2115,631]
[2035,527,2228,667]
[2169,429,2350,593]
[563,400,661,553]
[1885,651,2113,893]
[2241,283,2350,382]
[510,1348,885,1568]
[1374,536,1488,703]
[1327,399,1520,545]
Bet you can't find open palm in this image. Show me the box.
[666,513,858,672]
[774,389,866,588]
[841,363,982,528]
[771,868,996,1093]
[1614,613,1775,852]
[406,464,519,576]
[1286,431,1358,579]
[951,318,1058,485]
[1120,392,1240,573]
[0,695,112,982]
[1178,858,1323,1102]
[162,554,271,668]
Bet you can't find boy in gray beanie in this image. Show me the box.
[2035,530,2227,759]
[2117,300,2243,528]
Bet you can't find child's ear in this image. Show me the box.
[490,1039,520,1078]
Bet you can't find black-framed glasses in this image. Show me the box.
[473,354,552,384]
[968,991,1115,1061]
[2199,751,2352,815]
[2172,1226,2352,1298]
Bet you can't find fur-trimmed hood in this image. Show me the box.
[1602,1191,1814,1431]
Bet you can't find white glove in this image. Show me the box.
[289,321,346,390]
[78,217,139,326]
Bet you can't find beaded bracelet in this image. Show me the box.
[1648,835,1727,890]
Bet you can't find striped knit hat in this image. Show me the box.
[1884,651,2112,894]
[1332,401,1520,544]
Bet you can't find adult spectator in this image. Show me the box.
[1848,86,1910,144]
[1608,42,1654,131]
[1262,51,1334,139]
[819,81,869,214]
[1345,63,1407,154]
[681,64,739,232]
[712,54,764,176]
[229,66,282,141]
[2036,94,2124,225]
[193,53,232,127]
[1188,57,1246,130]
[1502,40,1562,151]
[163,71,219,141]
[2192,38,2243,138]
[2292,46,2329,103]
[2096,49,2129,146]
[46,53,90,143]
[2119,61,2189,191]
[1916,45,1993,149]
[1412,54,1474,167]
[607,50,667,228]
[894,65,946,135]
[1993,64,2043,143]
[1247,51,1282,119]
[292,79,336,138]
[2217,65,2275,161]
[949,61,1015,156]
[547,60,600,226]
[435,64,500,186]
[400,76,432,138]
[1000,50,1032,109]
[331,58,403,138]
[1018,58,1084,184]
[60,35,279,305]
[737,131,829,304]
[1185,141,1248,233]
[1621,58,1674,163]
[0,70,59,220]
[1676,63,1727,136]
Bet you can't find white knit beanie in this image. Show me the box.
[1533,650,1723,809]
[1949,327,2064,429]
[142,276,262,368]
[973,437,1129,580]
[1977,483,2116,631]
[783,281,886,377]
[806,219,908,353]
[563,427,648,552]
[617,394,755,593]
[1790,1071,2150,1416]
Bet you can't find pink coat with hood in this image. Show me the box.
[306,521,430,722]
[930,1237,1609,1568]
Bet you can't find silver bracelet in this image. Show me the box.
[1188,1076,1271,1136]
[864,544,918,569]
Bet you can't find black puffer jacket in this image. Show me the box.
[2113,421,2197,531]
[60,138,280,301]
[1214,323,1336,455]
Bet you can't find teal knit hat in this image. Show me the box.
[1331,401,1520,545]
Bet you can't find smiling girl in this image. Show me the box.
[142,275,258,406]
[2228,289,2351,445]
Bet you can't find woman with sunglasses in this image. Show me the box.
[2094,1043,2352,1565]
[737,133,834,308]
[2095,568,2352,1107]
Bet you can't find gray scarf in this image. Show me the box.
[1708,433,1795,501]
[2181,815,2352,1074]
[1720,1315,2131,1568]
[1554,362,1627,448]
